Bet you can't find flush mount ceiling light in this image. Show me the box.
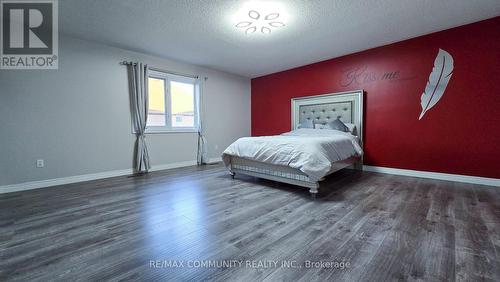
[236,10,285,34]
[232,1,288,35]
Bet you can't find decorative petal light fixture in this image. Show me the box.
[235,9,286,35]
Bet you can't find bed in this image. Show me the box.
[222,90,364,197]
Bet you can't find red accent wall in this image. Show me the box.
[251,17,500,179]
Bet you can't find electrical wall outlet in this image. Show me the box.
[36,159,44,168]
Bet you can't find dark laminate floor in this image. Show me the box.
[1,164,499,282]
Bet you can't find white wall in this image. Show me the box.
[0,36,250,186]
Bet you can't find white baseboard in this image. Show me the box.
[149,160,198,172]
[207,157,222,164]
[0,160,198,194]
[362,165,500,187]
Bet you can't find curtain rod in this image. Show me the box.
[120,61,199,79]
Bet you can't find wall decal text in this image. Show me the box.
[340,66,416,87]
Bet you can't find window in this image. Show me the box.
[145,70,199,133]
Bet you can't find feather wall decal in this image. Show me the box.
[419,49,454,120]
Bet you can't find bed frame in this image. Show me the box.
[229,90,364,197]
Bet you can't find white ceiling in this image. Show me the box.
[60,0,500,78]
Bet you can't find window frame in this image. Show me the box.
[143,70,200,134]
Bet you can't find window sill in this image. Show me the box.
[131,129,199,134]
[145,130,198,134]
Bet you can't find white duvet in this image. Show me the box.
[222,128,363,181]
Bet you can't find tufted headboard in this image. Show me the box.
[291,90,364,144]
[298,101,354,124]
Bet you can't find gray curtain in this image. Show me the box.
[128,62,151,173]
[197,77,208,165]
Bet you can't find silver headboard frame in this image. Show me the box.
[291,90,364,146]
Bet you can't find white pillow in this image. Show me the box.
[282,128,358,141]
[298,119,314,129]
[315,122,357,135]
[313,123,328,129]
